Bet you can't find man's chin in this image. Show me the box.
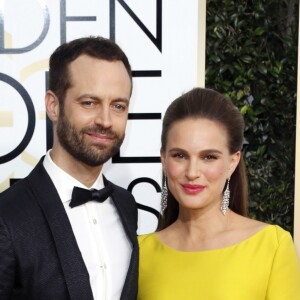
[75,139,122,165]
[79,149,117,166]
[76,156,108,167]
[88,139,118,151]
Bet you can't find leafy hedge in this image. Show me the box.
[205,0,298,233]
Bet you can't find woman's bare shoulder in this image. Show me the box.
[229,212,269,237]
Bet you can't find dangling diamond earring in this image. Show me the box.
[221,177,230,215]
[161,177,168,213]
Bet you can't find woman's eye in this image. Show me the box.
[205,154,217,160]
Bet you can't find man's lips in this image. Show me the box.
[86,132,114,143]
[182,183,205,194]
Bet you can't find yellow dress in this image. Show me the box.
[138,225,300,300]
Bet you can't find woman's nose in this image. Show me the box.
[186,160,200,181]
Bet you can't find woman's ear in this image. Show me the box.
[160,149,167,175]
[45,90,60,122]
[228,151,241,177]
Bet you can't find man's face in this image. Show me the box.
[56,55,131,167]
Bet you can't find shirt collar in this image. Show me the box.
[43,150,104,203]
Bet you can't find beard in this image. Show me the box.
[56,111,124,167]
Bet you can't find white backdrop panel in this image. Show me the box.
[0,0,203,234]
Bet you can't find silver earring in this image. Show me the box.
[161,177,168,213]
[221,177,230,215]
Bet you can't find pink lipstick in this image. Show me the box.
[182,183,205,195]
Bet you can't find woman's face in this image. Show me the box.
[161,117,240,213]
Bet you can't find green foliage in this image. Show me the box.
[206,0,298,233]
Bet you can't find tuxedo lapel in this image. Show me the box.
[103,176,137,244]
[103,176,138,300]
[27,159,94,300]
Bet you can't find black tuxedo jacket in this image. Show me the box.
[0,158,138,300]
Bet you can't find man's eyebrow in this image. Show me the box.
[76,94,98,101]
[76,94,129,103]
[111,98,130,103]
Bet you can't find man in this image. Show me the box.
[0,36,138,300]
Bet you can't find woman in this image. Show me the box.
[138,88,300,300]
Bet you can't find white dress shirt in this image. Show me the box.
[43,150,132,300]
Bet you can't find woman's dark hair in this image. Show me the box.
[157,88,248,230]
[49,36,132,104]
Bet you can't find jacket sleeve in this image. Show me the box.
[266,229,300,300]
[0,217,16,299]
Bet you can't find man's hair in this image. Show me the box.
[48,36,132,103]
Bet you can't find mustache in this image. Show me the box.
[82,125,119,139]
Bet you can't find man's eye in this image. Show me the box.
[82,101,94,107]
[173,153,185,159]
[113,103,126,111]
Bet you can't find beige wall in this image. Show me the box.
[197,0,206,87]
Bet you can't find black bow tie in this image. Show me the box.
[69,184,114,208]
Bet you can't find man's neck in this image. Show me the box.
[49,149,103,188]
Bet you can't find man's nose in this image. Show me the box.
[94,106,112,128]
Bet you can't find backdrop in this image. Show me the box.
[0,0,205,234]
[294,3,300,257]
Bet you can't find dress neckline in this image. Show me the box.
[152,224,273,253]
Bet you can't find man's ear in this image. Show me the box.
[45,90,60,122]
